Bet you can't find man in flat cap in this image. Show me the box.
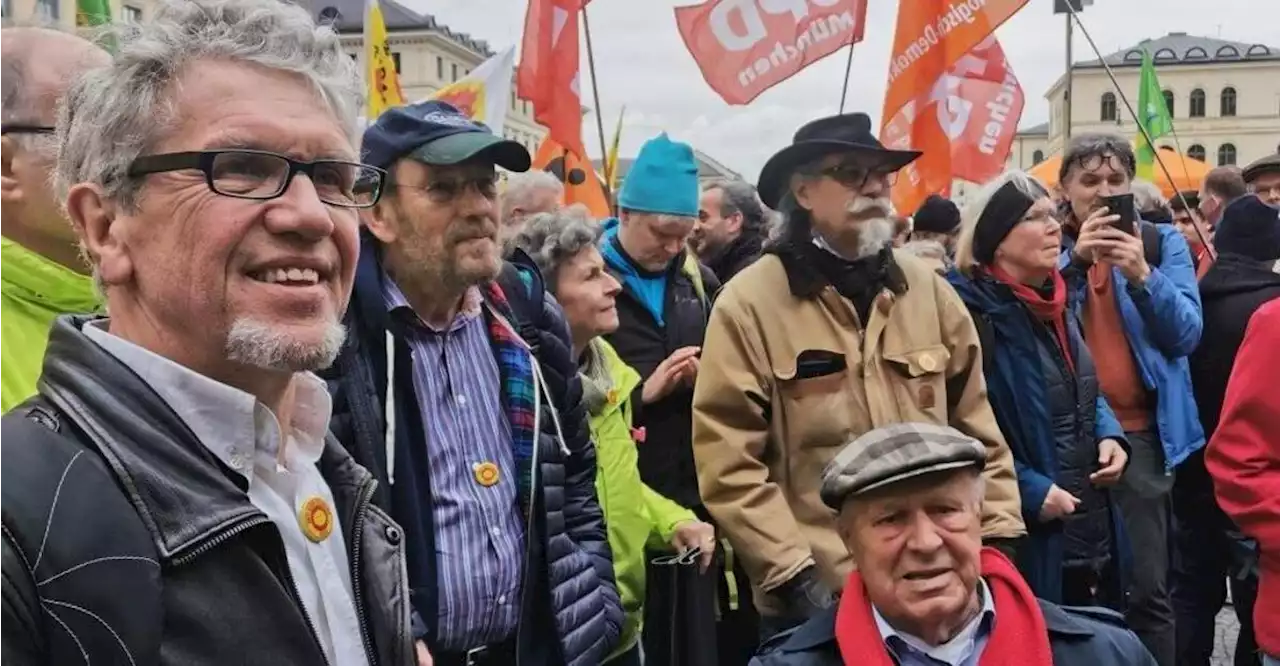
[751,424,1155,666]
[692,111,1023,640]
[1243,152,1280,206]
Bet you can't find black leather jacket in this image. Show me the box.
[1,316,413,666]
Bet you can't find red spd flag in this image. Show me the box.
[518,0,587,158]
[882,35,1025,213]
[676,0,868,105]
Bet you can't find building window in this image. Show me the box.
[1162,90,1175,117]
[1189,89,1206,117]
[1100,92,1117,122]
[3,0,13,18]
[1032,149,1045,165]
[391,52,401,74]
[451,63,458,82]
[35,0,58,20]
[1217,143,1237,166]
[1188,144,1206,161]
[122,4,142,21]
[1221,87,1237,117]
[436,56,444,80]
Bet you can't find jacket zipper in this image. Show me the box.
[171,515,330,666]
[170,515,270,567]
[514,371,544,666]
[349,478,378,665]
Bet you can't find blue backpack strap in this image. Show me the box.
[1,403,163,665]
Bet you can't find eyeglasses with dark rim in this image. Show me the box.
[386,172,500,205]
[1,125,56,136]
[127,149,387,209]
[820,162,900,190]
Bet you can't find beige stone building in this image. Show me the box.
[3,0,149,27]
[316,0,546,153]
[2,0,548,153]
[1009,32,1280,172]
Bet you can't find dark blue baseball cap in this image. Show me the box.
[361,101,532,173]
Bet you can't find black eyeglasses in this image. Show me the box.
[820,162,899,189]
[127,149,387,209]
[1,125,55,136]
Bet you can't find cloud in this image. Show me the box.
[406,0,1276,182]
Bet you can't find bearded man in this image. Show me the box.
[691,112,1025,640]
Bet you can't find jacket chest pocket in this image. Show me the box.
[881,345,951,422]
[773,350,855,450]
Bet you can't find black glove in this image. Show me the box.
[773,566,836,623]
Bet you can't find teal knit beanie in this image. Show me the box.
[618,133,700,217]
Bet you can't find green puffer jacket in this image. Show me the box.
[1,238,99,412]
[584,338,696,661]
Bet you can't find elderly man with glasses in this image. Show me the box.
[692,111,1024,642]
[0,28,110,411]
[0,1,414,665]
[323,99,622,666]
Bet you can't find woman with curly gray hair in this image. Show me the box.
[510,208,714,665]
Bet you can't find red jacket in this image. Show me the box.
[1205,298,1280,658]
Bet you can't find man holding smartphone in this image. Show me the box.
[1055,133,1204,666]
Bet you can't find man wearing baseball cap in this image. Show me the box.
[752,424,1155,666]
[325,101,622,666]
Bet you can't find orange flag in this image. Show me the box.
[517,0,587,158]
[532,136,610,219]
[879,0,1029,213]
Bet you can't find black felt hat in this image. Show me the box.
[756,112,922,210]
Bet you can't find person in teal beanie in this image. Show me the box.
[600,133,761,663]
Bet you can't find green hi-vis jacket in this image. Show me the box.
[588,338,696,661]
[1,238,100,412]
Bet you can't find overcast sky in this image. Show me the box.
[405,0,1275,182]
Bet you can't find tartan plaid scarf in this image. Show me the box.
[483,281,538,518]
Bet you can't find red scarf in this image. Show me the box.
[836,548,1053,666]
[985,265,1075,374]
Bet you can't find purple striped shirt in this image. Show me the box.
[382,276,524,650]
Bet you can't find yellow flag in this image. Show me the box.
[606,106,625,193]
[364,0,405,120]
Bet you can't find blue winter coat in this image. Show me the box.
[947,271,1129,603]
[323,238,623,665]
[1058,222,1205,469]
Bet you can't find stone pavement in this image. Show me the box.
[1213,606,1242,665]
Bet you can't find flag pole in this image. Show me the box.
[1062,1,1215,258]
[581,6,613,207]
[838,43,855,114]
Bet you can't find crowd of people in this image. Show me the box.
[2,2,1280,666]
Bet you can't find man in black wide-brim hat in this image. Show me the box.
[690,112,1026,640]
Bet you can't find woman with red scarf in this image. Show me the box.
[945,172,1131,608]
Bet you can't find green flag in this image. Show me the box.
[1135,49,1174,180]
[75,0,112,27]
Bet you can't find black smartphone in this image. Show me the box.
[1101,193,1136,235]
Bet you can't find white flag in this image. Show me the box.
[425,46,517,133]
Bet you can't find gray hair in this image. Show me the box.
[955,169,1049,276]
[509,207,602,289]
[1131,178,1170,218]
[54,0,361,211]
[501,170,564,222]
[703,179,767,235]
[1059,132,1137,184]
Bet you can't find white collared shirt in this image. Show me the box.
[84,323,370,666]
